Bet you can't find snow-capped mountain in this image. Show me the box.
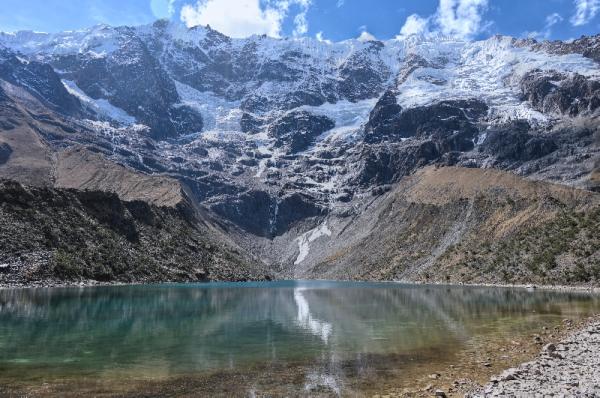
[0,21,599,275]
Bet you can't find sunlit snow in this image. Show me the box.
[62,80,136,125]
[295,223,332,265]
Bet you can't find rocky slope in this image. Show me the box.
[0,22,599,284]
[0,179,270,286]
[471,319,600,397]
[301,166,600,285]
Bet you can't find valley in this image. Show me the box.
[0,16,600,397]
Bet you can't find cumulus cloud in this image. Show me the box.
[397,14,430,37]
[292,0,312,36]
[570,0,600,26]
[357,30,377,42]
[180,0,312,38]
[398,0,489,40]
[436,0,489,38]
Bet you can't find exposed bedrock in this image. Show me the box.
[0,142,12,165]
[365,96,488,145]
[521,70,600,117]
[479,120,558,162]
[210,190,325,238]
[268,111,335,154]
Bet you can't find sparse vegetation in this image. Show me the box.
[443,207,600,285]
[0,180,269,285]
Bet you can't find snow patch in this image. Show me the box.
[294,222,332,265]
[476,132,487,146]
[395,36,599,124]
[255,158,269,178]
[62,80,136,125]
[174,80,242,133]
[298,98,377,144]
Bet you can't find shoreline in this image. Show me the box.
[467,315,600,397]
[371,313,600,397]
[1,278,599,293]
[397,279,600,293]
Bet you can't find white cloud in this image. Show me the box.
[546,12,564,27]
[336,0,345,7]
[396,0,489,40]
[571,0,600,26]
[524,13,563,40]
[150,0,176,19]
[397,14,430,37]
[315,31,331,43]
[292,0,312,36]
[357,30,376,42]
[436,0,489,39]
[180,0,312,38]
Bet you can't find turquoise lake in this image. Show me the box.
[1,281,599,396]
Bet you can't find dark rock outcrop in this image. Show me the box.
[0,179,270,285]
[480,120,558,162]
[521,70,600,116]
[210,190,324,238]
[365,99,487,145]
[0,143,12,165]
[356,141,439,186]
[338,41,389,101]
[531,34,600,63]
[52,31,203,139]
[364,90,403,139]
[269,111,335,153]
[240,112,264,134]
[0,48,82,115]
[211,190,273,237]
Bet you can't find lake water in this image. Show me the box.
[1,281,599,396]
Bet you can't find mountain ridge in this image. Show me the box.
[0,21,599,285]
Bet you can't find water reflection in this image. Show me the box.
[294,287,332,344]
[0,281,599,393]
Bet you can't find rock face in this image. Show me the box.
[1,25,600,283]
[269,111,335,153]
[479,121,558,162]
[521,70,600,116]
[527,34,600,63]
[364,90,404,141]
[0,143,11,165]
[57,33,204,139]
[366,99,487,145]
[0,48,82,115]
[0,179,270,286]
[355,141,440,186]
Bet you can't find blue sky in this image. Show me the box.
[0,0,599,41]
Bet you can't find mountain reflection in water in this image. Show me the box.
[0,281,599,394]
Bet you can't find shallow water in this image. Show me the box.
[1,281,599,396]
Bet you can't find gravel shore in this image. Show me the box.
[470,318,600,397]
